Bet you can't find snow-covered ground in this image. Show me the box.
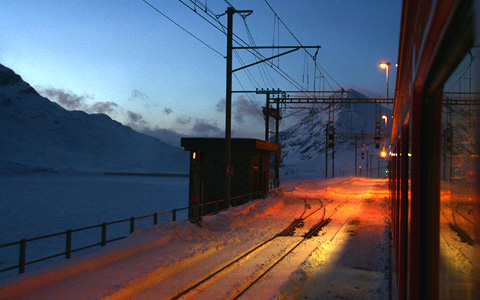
[0,177,394,300]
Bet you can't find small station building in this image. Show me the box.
[181,138,278,222]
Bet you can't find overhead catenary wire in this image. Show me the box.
[175,0,312,92]
[263,0,344,91]
[242,18,278,90]
[141,0,224,57]
[144,0,323,95]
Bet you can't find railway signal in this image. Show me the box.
[380,146,387,159]
[328,122,335,148]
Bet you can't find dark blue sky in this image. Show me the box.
[1,0,402,142]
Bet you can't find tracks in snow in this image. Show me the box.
[167,201,344,300]
[103,197,356,300]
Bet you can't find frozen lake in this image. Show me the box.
[0,173,189,277]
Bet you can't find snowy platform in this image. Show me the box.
[0,177,393,300]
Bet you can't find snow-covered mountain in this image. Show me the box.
[279,89,392,177]
[0,64,188,174]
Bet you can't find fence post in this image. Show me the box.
[66,230,72,259]
[172,209,176,222]
[130,217,135,233]
[101,223,107,247]
[154,212,158,225]
[19,239,26,274]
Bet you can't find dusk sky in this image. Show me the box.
[1,0,402,145]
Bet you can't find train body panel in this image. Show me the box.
[390,0,479,299]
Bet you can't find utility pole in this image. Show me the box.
[355,137,357,176]
[224,7,318,201]
[367,150,370,178]
[225,6,234,209]
[265,93,270,141]
[275,97,280,187]
[225,7,252,208]
[325,123,329,179]
[377,155,380,178]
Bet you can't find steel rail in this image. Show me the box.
[440,208,475,246]
[232,203,346,299]
[168,201,330,300]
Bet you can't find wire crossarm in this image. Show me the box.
[232,46,320,73]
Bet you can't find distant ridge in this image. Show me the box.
[0,64,188,174]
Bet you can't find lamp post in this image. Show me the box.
[379,62,391,98]
[382,115,388,130]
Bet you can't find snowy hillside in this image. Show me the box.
[279,89,392,177]
[0,64,188,174]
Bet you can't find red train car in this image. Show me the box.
[389,0,479,299]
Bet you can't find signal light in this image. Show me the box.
[380,146,387,159]
[192,152,197,160]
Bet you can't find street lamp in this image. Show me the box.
[382,115,388,130]
[379,62,391,98]
[380,145,387,159]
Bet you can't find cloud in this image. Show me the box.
[39,87,121,116]
[87,102,118,114]
[216,99,225,112]
[127,111,144,123]
[192,119,221,135]
[176,116,192,125]
[130,89,149,100]
[233,96,261,122]
[215,96,262,123]
[40,88,91,111]
[164,107,173,115]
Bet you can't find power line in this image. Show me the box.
[263,0,343,91]
[175,1,308,91]
[142,0,224,57]
[149,0,320,94]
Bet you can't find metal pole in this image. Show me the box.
[367,151,370,178]
[332,129,335,178]
[378,155,380,178]
[370,154,373,177]
[265,93,270,141]
[275,97,280,187]
[386,65,389,99]
[225,7,234,208]
[325,123,328,179]
[355,137,357,176]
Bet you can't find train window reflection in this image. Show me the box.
[440,48,479,299]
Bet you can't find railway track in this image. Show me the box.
[168,201,346,300]
[440,207,475,246]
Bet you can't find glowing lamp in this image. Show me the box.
[380,146,387,159]
[379,62,391,69]
[192,152,197,160]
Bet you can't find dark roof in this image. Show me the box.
[181,138,277,152]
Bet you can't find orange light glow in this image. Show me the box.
[379,62,391,69]
[380,146,387,159]
[192,152,197,160]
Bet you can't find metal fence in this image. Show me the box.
[200,191,265,216]
[0,207,188,275]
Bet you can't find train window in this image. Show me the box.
[439,46,479,299]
